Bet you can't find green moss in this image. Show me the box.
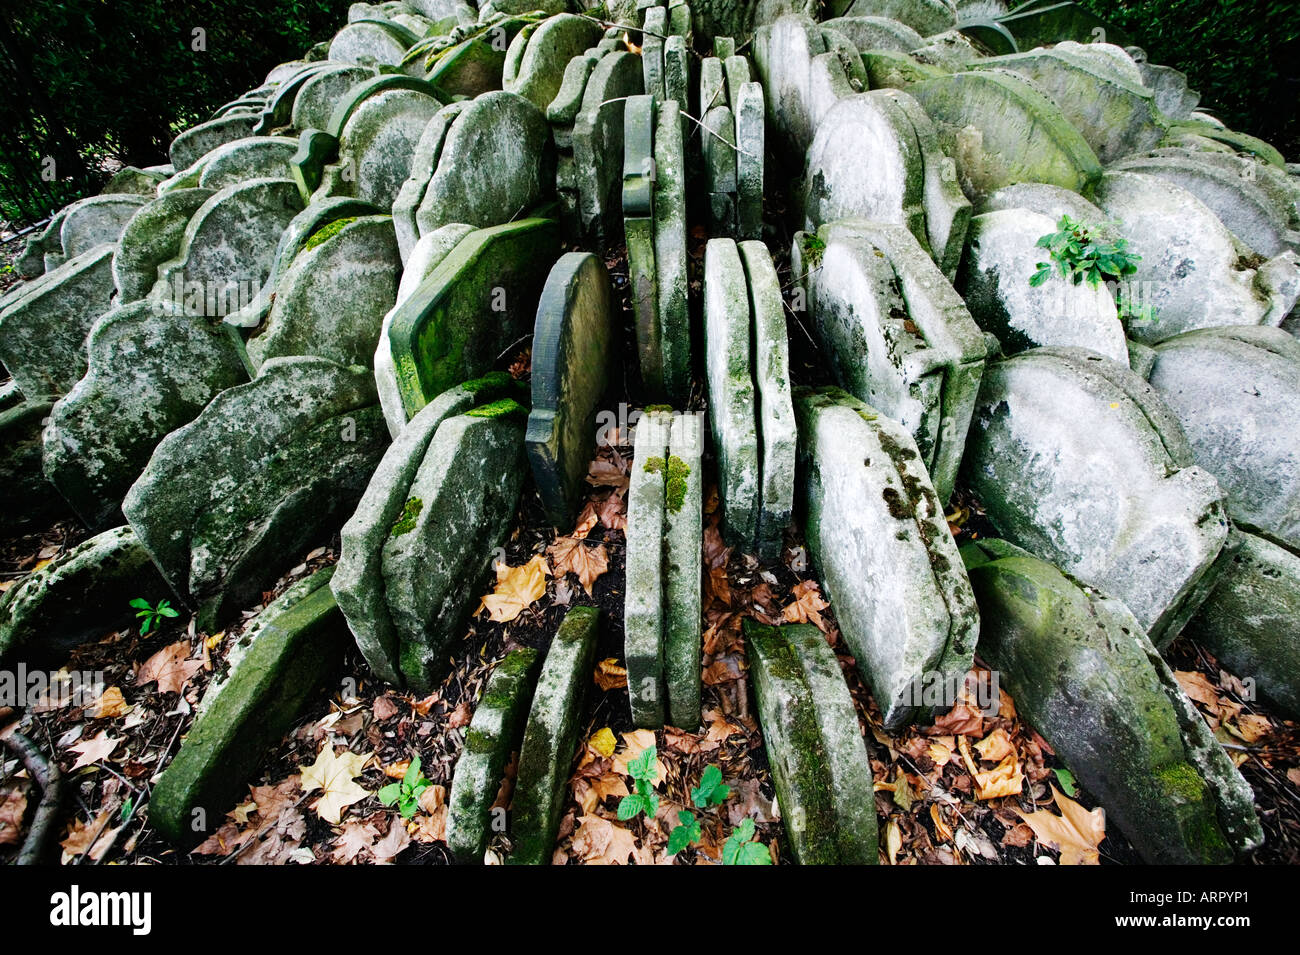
[460,370,514,395]
[390,497,423,537]
[643,403,674,414]
[642,455,665,474]
[302,216,359,253]
[801,233,826,266]
[467,398,527,419]
[665,455,689,513]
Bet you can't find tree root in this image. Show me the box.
[2,731,62,865]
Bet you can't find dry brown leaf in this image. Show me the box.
[549,535,609,595]
[60,810,120,862]
[1228,713,1271,744]
[0,788,28,846]
[974,753,1024,800]
[1174,670,1221,712]
[67,729,120,770]
[571,814,639,865]
[974,727,1015,763]
[586,460,629,489]
[929,803,953,843]
[136,640,202,695]
[87,686,132,719]
[299,746,369,824]
[594,657,628,691]
[373,695,400,721]
[477,555,549,622]
[781,579,829,630]
[1015,786,1105,865]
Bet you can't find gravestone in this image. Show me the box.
[170,115,258,172]
[526,253,613,528]
[43,301,249,530]
[58,195,148,260]
[336,86,443,209]
[123,357,389,628]
[624,409,670,728]
[504,14,604,110]
[963,347,1229,645]
[112,189,215,304]
[247,215,400,370]
[794,386,979,730]
[959,209,1128,362]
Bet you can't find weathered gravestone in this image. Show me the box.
[43,301,249,530]
[0,245,115,400]
[746,620,879,864]
[1145,325,1300,551]
[247,215,400,370]
[794,386,978,730]
[526,253,613,528]
[111,189,215,304]
[58,195,148,260]
[504,13,604,110]
[963,538,1264,864]
[790,219,985,503]
[123,357,389,629]
[963,347,1229,645]
[959,209,1127,362]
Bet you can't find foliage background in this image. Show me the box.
[0,0,346,224]
[1079,0,1300,157]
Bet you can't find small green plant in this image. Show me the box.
[690,764,731,807]
[377,756,432,818]
[1029,215,1140,288]
[130,597,178,635]
[617,746,660,821]
[667,810,701,855]
[722,817,772,865]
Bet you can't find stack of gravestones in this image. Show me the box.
[698,36,765,240]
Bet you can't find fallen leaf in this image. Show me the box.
[571,814,639,865]
[1015,786,1105,865]
[549,536,609,595]
[974,727,1015,763]
[0,788,28,846]
[929,804,953,843]
[373,696,399,721]
[87,686,132,719]
[60,810,120,862]
[299,746,370,824]
[782,579,829,630]
[1174,670,1220,712]
[884,819,902,865]
[67,730,120,770]
[594,658,628,691]
[136,641,202,695]
[477,555,549,623]
[589,727,617,758]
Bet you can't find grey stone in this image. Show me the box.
[292,65,377,131]
[963,538,1263,864]
[572,51,645,250]
[43,301,248,530]
[385,217,559,426]
[625,409,671,728]
[1185,529,1300,719]
[700,56,726,115]
[1111,154,1300,258]
[735,81,765,241]
[702,105,738,237]
[739,241,796,558]
[150,568,348,846]
[194,137,300,191]
[0,245,115,401]
[337,87,443,210]
[417,91,556,235]
[664,412,704,729]
[978,181,1105,222]
[123,357,389,629]
[641,5,667,101]
[0,526,170,665]
[112,189,216,304]
[1092,171,1292,343]
[329,19,421,73]
[504,15,604,111]
[794,386,978,730]
[382,407,528,690]
[752,16,828,161]
[963,347,1229,645]
[909,69,1102,202]
[822,15,924,52]
[792,219,985,503]
[335,374,523,684]
[59,195,148,260]
[745,620,879,864]
[1146,325,1300,550]
[664,35,689,120]
[1128,47,1200,119]
[972,47,1164,163]
[247,215,400,369]
[655,100,691,403]
[507,605,600,864]
[526,253,613,528]
[959,209,1128,362]
[704,239,760,546]
[170,115,258,172]
[447,647,542,862]
[152,178,305,323]
[624,94,661,394]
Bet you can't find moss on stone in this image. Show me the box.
[390,497,423,537]
[467,398,528,419]
[643,403,674,413]
[664,455,689,513]
[642,455,665,474]
[302,216,359,253]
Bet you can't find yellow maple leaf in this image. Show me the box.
[299,746,370,824]
[1015,786,1105,865]
[477,555,549,622]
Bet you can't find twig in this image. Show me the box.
[2,731,62,865]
